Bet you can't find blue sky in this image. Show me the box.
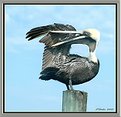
[5,5,116,112]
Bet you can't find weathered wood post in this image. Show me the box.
[62,90,88,112]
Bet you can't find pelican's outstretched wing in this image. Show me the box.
[26,23,83,47]
[26,23,76,40]
[26,23,78,69]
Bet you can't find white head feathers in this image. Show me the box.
[83,29,100,42]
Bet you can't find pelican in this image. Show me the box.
[26,23,100,90]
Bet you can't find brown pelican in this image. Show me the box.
[26,23,100,90]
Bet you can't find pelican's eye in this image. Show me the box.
[83,31,91,37]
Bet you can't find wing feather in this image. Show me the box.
[42,46,54,70]
[26,23,79,70]
[26,23,77,45]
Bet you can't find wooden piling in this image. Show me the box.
[62,90,88,112]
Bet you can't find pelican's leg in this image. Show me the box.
[69,79,74,90]
[66,84,70,90]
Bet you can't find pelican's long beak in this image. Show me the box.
[50,30,84,47]
[51,35,86,47]
[50,30,83,34]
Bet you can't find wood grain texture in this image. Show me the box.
[62,90,87,112]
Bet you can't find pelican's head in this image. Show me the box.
[81,29,100,53]
[83,29,100,44]
[81,29,100,63]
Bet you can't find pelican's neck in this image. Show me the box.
[88,51,98,63]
